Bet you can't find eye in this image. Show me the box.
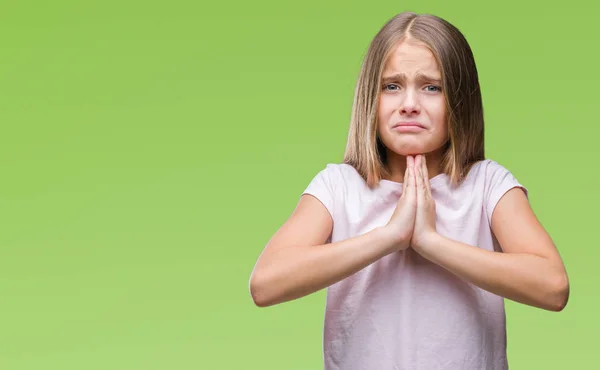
[425,85,442,92]
[382,83,400,91]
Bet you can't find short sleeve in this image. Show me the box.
[483,160,529,225]
[301,164,337,220]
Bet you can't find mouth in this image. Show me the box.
[392,122,425,128]
[392,122,426,132]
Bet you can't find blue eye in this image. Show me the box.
[382,84,441,92]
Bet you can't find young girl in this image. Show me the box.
[249,12,569,370]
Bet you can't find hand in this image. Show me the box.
[410,154,438,252]
[383,155,417,252]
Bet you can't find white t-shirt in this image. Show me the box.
[302,158,528,370]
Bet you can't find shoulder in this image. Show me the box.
[303,161,369,198]
[323,162,361,177]
[466,159,524,190]
[467,158,529,224]
[468,158,511,179]
[301,163,363,215]
[308,163,364,188]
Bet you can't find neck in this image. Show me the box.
[384,147,445,183]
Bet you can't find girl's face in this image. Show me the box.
[377,39,448,158]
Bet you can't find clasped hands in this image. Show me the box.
[384,154,438,253]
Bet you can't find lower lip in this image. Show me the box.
[393,125,425,132]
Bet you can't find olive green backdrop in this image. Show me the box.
[1,1,597,369]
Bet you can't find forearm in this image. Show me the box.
[250,227,396,307]
[417,233,569,311]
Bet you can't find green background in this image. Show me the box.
[0,1,597,369]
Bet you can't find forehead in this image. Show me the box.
[383,40,440,74]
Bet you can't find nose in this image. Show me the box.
[399,89,420,115]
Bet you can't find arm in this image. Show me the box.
[416,187,569,312]
[249,194,397,308]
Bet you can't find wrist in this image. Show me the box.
[377,226,410,253]
[412,231,442,256]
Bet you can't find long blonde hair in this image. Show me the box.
[343,12,485,188]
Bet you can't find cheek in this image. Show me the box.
[378,98,393,118]
[427,100,447,128]
[377,100,393,133]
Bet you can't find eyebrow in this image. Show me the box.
[381,73,442,84]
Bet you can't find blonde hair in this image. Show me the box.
[343,12,485,188]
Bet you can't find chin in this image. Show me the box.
[384,138,448,158]
[390,146,428,157]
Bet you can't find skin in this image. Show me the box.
[249,38,569,312]
[377,38,448,182]
[381,38,569,312]
[404,153,569,312]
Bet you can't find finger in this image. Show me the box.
[421,155,432,196]
[400,160,410,198]
[414,157,425,199]
[404,156,415,198]
[421,155,428,180]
